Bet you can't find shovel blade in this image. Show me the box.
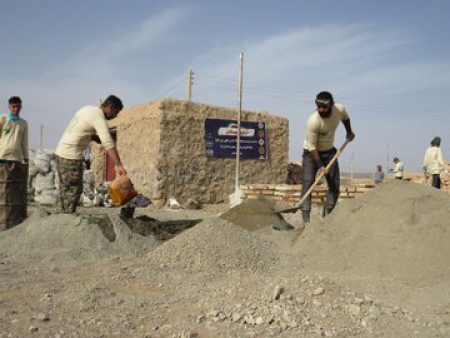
[275,204,302,214]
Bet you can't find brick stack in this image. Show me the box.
[240,183,375,205]
[440,162,450,192]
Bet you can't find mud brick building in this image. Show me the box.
[91,99,289,206]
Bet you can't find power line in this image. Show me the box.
[194,73,450,121]
[153,76,186,100]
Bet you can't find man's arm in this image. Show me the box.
[423,150,429,176]
[309,149,322,168]
[304,119,324,170]
[342,119,355,141]
[438,148,445,172]
[106,147,126,176]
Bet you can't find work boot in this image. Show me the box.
[301,210,311,224]
[322,206,333,218]
[272,223,295,231]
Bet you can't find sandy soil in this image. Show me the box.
[0,180,449,338]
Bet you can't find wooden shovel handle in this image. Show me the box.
[277,139,351,214]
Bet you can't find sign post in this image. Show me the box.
[230,52,244,207]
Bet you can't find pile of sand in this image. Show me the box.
[148,218,280,274]
[293,180,450,284]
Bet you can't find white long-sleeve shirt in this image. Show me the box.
[56,105,115,160]
[394,162,404,178]
[423,146,444,175]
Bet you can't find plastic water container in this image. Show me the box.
[107,175,138,206]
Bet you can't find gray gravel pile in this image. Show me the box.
[0,211,159,263]
[148,218,280,274]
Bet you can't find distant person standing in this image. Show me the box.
[393,157,404,180]
[0,96,29,228]
[0,97,28,163]
[300,91,355,223]
[55,95,127,213]
[423,137,444,189]
[373,164,385,184]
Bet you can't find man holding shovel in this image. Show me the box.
[300,91,355,223]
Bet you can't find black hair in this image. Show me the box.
[316,91,334,105]
[431,137,441,147]
[102,95,123,111]
[8,96,22,105]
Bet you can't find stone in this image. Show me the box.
[232,313,242,322]
[255,317,264,325]
[349,304,361,317]
[152,198,166,209]
[36,313,50,322]
[273,285,283,300]
[312,287,325,296]
[184,199,200,210]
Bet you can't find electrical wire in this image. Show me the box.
[194,73,450,121]
[152,76,186,100]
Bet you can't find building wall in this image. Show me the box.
[89,142,106,184]
[113,103,162,201]
[94,98,289,206]
[155,99,288,205]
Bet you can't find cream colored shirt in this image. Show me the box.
[303,103,350,152]
[55,105,114,160]
[423,146,444,175]
[0,115,28,161]
[394,162,404,178]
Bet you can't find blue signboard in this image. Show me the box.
[204,118,267,160]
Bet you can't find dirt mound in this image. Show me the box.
[294,180,450,284]
[148,218,280,274]
[0,210,159,263]
[220,198,293,231]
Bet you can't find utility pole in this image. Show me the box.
[40,124,44,150]
[386,143,390,173]
[187,68,194,101]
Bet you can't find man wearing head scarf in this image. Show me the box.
[300,91,355,224]
[423,137,444,189]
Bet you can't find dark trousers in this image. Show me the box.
[300,148,340,216]
[0,161,28,229]
[431,174,441,189]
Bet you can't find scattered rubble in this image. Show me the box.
[0,180,448,337]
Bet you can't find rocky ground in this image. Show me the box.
[0,180,449,337]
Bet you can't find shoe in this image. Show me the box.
[272,223,295,231]
[301,211,311,224]
[322,207,333,217]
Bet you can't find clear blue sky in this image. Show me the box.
[1,0,450,172]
